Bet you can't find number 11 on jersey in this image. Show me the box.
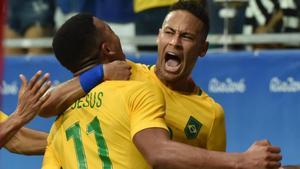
[66,117,112,169]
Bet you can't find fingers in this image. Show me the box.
[267,153,282,161]
[120,60,131,69]
[118,61,131,80]
[36,81,52,99]
[19,74,28,88]
[254,140,281,154]
[18,74,28,98]
[104,60,132,80]
[31,73,50,94]
[20,71,51,101]
[255,139,271,146]
[36,91,51,108]
[28,70,43,90]
[267,146,281,153]
[265,161,281,169]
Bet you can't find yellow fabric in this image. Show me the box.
[134,0,178,13]
[0,111,8,122]
[42,145,61,169]
[42,81,167,169]
[128,60,226,151]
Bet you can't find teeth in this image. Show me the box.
[167,52,177,56]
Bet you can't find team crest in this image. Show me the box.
[184,116,202,139]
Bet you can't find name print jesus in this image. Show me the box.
[71,92,104,109]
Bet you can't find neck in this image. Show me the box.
[155,70,196,93]
[73,63,98,77]
[73,56,106,76]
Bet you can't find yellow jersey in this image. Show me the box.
[128,61,226,151]
[0,111,8,122]
[42,81,168,169]
[134,0,178,13]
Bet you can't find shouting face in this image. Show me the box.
[155,10,208,83]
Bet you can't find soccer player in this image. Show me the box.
[41,1,283,169]
[0,71,51,155]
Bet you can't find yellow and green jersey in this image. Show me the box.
[0,111,8,122]
[128,60,226,151]
[42,81,168,169]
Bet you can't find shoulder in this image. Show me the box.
[128,81,162,97]
[200,90,225,118]
[213,102,225,120]
[90,80,162,99]
[126,59,153,72]
[124,81,164,105]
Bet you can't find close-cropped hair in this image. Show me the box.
[169,0,210,39]
[52,13,102,73]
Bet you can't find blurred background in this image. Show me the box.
[0,0,300,168]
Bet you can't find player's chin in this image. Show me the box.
[162,72,182,82]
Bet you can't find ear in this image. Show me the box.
[101,42,117,57]
[198,41,208,58]
[101,43,109,55]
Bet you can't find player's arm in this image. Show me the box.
[134,129,282,169]
[0,71,51,149]
[40,61,131,117]
[4,127,48,155]
[130,83,282,169]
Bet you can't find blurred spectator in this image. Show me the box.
[133,0,178,52]
[243,0,299,34]
[54,0,86,28]
[208,0,246,50]
[55,0,135,52]
[243,0,300,49]
[134,0,209,52]
[280,0,300,32]
[55,0,134,26]
[4,0,55,55]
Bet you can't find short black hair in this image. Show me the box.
[52,13,102,73]
[169,0,209,39]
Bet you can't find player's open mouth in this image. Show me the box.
[164,52,182,73]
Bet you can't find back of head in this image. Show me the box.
[52,13,102,73]
[169,0,209,39]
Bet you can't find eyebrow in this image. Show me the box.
[164,26,196,37]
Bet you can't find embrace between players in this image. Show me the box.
[1,1,284,169]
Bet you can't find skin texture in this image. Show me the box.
[0,71,51,154]
[155,10,208,93]
[134,129,282,169]
[41,9,283,169]
[94,17,125,64]
[39,18,131,118]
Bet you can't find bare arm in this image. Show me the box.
[0,71,51,149]
[40,60,131,117]
[134,128,282,169]
[4,127,48,155]
[39,77,84,117]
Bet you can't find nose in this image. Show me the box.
[169,34,182,48]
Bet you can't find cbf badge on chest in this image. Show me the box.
[184,116,202,139]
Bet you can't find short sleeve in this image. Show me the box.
[207,103,226,151]
[127,82,168,139]
[42,117,63,169]
[41,144,61,169]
